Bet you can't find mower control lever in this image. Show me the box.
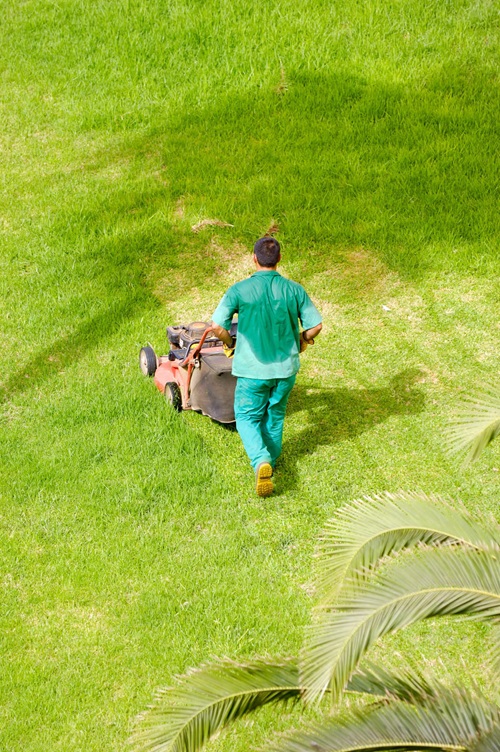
[192,326,214,363]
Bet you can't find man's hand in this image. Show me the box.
[300,323,322,352]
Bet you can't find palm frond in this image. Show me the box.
[469,725,500,752]
[130,654,466,752]
[317,492,500,603]
[302,548,500,704]
[273,687,500,752]
[445,386,500,465]
[130,658,302,752]
[347,662,444,703]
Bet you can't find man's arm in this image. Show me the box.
[211,287,238,347]
[296,284,322,352]
[211,322,234,347]
[300,322,322,352]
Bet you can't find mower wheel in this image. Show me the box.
[165,382,182,412]
[139,346,157,377]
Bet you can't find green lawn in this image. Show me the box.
[0,1,499,749]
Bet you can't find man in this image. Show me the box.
[211,237,322,497]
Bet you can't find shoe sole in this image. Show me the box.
[256,463,274,497]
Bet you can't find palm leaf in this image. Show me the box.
[129,655,439,752]
[302,548,500,704]
[273,687,500,752]
[316,492,500,603]
[347,662,444,703]
[469,725,500,752]
[446,386,500,465]
[130,658,302,752]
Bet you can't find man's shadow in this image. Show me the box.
[279,368,425,491]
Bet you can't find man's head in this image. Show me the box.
[253,237,281,268]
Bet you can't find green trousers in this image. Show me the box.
[234,375,296,471]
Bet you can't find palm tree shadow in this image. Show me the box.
[278,368,425,492]
[0,290,156,401]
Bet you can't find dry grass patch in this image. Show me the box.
[329,247,402,299]
[191,218,234,233]
[173,197,186,220]
[152,238,253,323]
[27,606,109,638]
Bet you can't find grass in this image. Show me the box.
[0,0,499,749]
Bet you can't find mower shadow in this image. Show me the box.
[278,368,425,492]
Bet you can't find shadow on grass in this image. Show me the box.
[1,190,215,402]
[4,64,498,398]
[0,291,155,401]
[279,368,425,491]
[150,66,499,278]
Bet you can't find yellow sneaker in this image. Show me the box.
[255,462,274,497]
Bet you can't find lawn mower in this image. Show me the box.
[139,320,237,424]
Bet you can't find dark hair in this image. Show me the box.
[253,237,281,267]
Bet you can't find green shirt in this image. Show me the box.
[212,271,322,379]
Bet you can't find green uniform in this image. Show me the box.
[212,271,322,379]
[212,270,322,471]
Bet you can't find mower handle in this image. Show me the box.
[183,326,214,405]
[191,326,214,362]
